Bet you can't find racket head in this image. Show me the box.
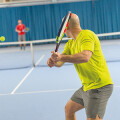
[25,27,29,32]
[55,11,71,52]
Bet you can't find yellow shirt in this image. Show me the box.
[63,30,113,91]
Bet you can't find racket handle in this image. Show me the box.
[55,43,59,52]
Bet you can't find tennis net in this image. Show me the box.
[0,32,120,70]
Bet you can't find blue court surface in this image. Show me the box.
[0,40,120,120]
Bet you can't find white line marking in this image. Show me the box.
[15,88,77,95]
[1,88,77,96]
[10,55,45,94]
[35,55,45,66]
[0,86,120,96]
[114,85,120,88]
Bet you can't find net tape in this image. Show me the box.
[0,32,120,70]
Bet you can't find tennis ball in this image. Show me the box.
[0,36,5,41]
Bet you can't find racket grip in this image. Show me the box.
[55,44,59,52]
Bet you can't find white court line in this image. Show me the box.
[0,86,120,96]
[10,55,45,95]
[115,85,120,88]
[1,88,77,96]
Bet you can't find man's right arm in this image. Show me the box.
[15,26,20,33]
[54,61,64,67]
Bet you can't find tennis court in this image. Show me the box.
[0,0,120,120]
[0,35,120,120]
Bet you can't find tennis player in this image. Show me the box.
[47,13,113,120]
[15,20,26,50]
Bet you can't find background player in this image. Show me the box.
[15,19,26,50]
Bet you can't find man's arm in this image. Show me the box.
[47,53,65,68]
[54,61,64,67]
[15,26,20,33]
[22,24,26,32]
[51,50,92,64]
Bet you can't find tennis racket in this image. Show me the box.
[55,11,71,52]
[22,27,29,32]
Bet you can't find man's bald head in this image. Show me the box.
[64,13,81,40]
[69,13,80,29]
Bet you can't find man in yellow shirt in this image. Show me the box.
[47,13,113,120]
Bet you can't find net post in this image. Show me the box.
[30,42,35,67]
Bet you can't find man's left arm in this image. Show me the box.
[51,35,94,64]
[22,24,25,32]
[51,50,92,64]
[23,24,25,29]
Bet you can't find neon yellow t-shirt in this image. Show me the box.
[63,30,113,91]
